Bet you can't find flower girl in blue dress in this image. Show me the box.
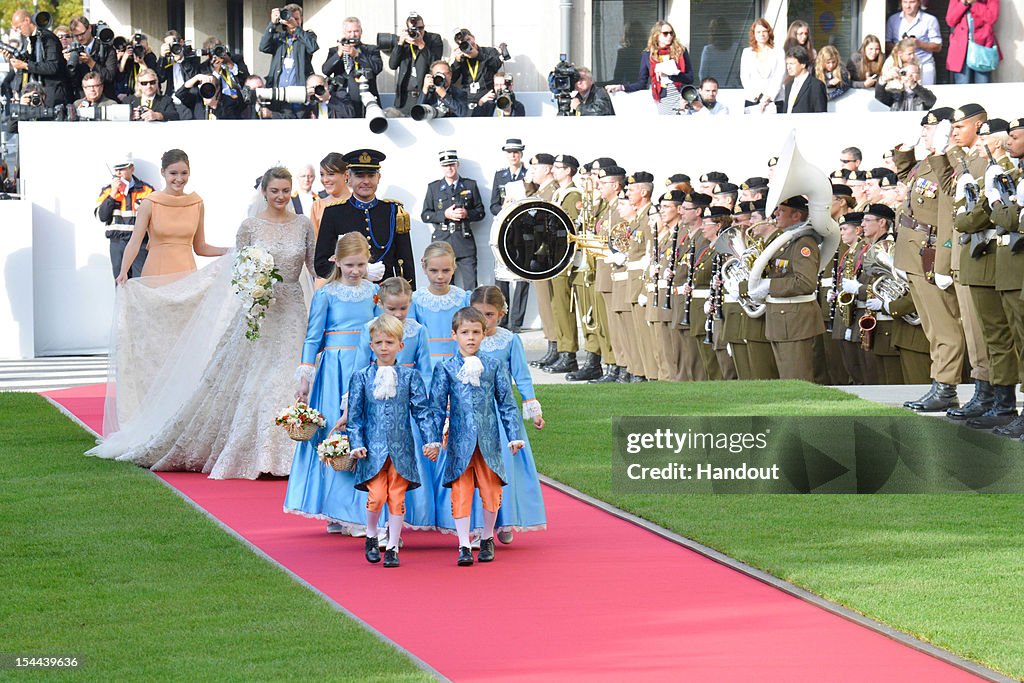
[409,242,470,368]
[434,285,547,543]
[352,277,435,541]
[283,232,379,532]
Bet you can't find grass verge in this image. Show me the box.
[531,380,1024,679]
[0,393,432,682]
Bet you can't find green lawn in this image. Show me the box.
[531,380,1024,679]
[0,393,432,683]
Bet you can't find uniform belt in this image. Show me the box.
[724,293,738,303]
[877,313,893,321]
[611,272,629,281]
[819,277,834,288]
[766,294,817,304]
[437,224,463,234]
[626,261,645,271]
[899,214,933,234]
[689,288,711,299]
[999,234,1013,247]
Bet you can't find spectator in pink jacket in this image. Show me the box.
[946,0,1000,84]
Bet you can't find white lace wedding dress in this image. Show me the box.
[113,215,315,479]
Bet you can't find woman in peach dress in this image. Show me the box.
[94,149,232,447]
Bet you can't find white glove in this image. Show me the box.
[933,120,952,151]
[934,273,954,290]
[637,293,648,307]
[749,280,770,301]
[703,300,712,315]
[366,261,386,282]
[894,267,908,280]
[606,252,627,267]
[827,289,838,304]
[726,281,740,299]
[841,278,861,295]
[865,297,883,311]
[985,165,1005,203]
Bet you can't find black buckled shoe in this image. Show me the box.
[993,414,1024,438]
[543,352,578,374]
[530,341,559,368]
[946,380,992,419]
[365,537,381,564]
[383,548,399,568]
[910,382,959,412]
[457,546,474,566]
[966,385,1018,429]
[567,353,603,381]
[477,537,495,563]
[589,364,621,383]
[904,381,938,409]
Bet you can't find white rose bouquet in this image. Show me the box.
[232,246,283,340]
[316,432,355,471]
[275,402,327,441]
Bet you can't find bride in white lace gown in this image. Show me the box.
[114,167,315,479]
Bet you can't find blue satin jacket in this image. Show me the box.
[429,353,522,486]
[348,364,437,491]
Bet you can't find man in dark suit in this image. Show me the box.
[316,149,416,288]
[783,46,827,114]
[259,3,318,116]
[473,72,526,117]
[127,68,179,121]
[416,61,468,118]
[489,139,531,330]
[301,74,355,118]
[175,74,242,120]
[157,32,201,98]
[65,16,118,100]
[387,11,443,115]
[421,150,486,290]
[5,9,68,105]
[449,28,503,111]
[321,16,382,118]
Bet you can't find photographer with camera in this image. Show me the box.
[175,73,241,120]
[96,154,154,280]
[71,70,116,118]
[114,32,157,102]
[472,71,524,117]
[301,74,354,119]
[386,11,443,115]
[200,40,250,110]
[4,9,69,106]
[570,67,615,116]
[415,61,468,118]
[65,17,118,101]
[127,68,178,121]
[449,28,502,111]
[321,16,382,117]
[874,61,936,111]
[259,4,318,116]
[157,31,200,99]
[421,150,485,289]
[885,0,942,85]
[5,83,69,133]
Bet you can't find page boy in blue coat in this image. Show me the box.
[428,307,523,566]
[347,314,439,568]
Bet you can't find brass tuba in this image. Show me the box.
[863,238,921,326]
[712,224,766,317]
[747,132,840,297]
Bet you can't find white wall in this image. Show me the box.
[0,201,34,359]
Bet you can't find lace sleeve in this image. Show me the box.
[235,217,253,250]
[301,216,316,276]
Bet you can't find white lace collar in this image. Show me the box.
[413,286,466,312]
[322,280,376,302]
[480,327,513,352]
[402,318,422,339]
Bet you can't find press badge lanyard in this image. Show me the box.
[409,45,418,79]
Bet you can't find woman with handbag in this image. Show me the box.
[946,0,1000,84]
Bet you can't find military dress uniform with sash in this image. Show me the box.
[315,149,416,287]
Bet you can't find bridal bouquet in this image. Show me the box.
[317,432,355,472]
[275,402,326,441]
[232,246,283,340]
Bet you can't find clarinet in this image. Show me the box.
[651,216,660,308]
[662,221,680,310]
[681,239,696,326]
[714,253,725,321]
[826,250,840,333]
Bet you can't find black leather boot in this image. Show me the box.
[993,413,1024,438]
[566,352,603,381]
[946,380,992,419]
[911,382,959,412]
[617,370,632,383]
[530,341,558,368]
[904,381,938,409]
[543,352,578,374]
[966,385,1018,429]
[590,364,621,384]
[630,374,648,383]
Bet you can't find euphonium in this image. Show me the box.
[712,224,767,318]
[864,239,921,326]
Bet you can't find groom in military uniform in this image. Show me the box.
[315,148,416,288]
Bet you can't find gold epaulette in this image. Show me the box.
[383,198,411,234]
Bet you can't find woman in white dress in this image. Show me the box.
[91,167,316,479]
[740,18,786,114]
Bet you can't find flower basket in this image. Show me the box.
[317,431,355,472]
[275,402,326,442]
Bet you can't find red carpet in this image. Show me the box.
[44,385,983,682]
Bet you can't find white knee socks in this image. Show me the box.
[483,509,497,541]
[366,509,381,539]
[455,516,471,548]
[387,513,404,551]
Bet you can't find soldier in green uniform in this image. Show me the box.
[622,172,658,382]
[740,201,780,380]
[671,192,712,381]
[831,213,871,383]
[647,190,685,381]
[992,117,1024,437]
[721,202,754,379]
[892,108,971,411]
[742,195,824,382]
[818,184,858,385]
[525,153,561,369]
[544,154,582,374]
[589,165,626,383]
[949,104,1017,427]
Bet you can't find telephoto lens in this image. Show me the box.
[279,8,292,22]
[431,73,446,88]
[170,43,183,56]
[198,81,218,99]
